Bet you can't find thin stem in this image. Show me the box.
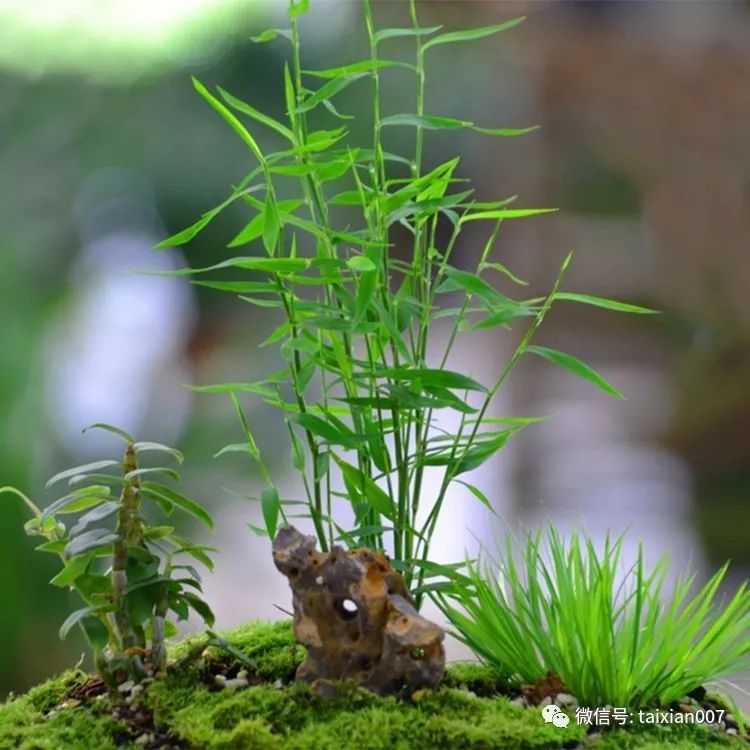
[414,253,573,603]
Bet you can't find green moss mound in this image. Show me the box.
[1,621,746,750]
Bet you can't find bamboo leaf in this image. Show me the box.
[527,345,625,400]
[304,60,413,78]
[554,292,659,315]
[333,456,394,520]
[192,78,266,167]
[381,113,469,130]
[422,18,526,52]
[374,26,443,44]
[251,28,292,43]
[376,367,487,393]
[295,73,368,114]
[288,413,359,449]
[219,86,294,142]
[262,193,281,253]
[460,208,558,224]
[261,486,280,539]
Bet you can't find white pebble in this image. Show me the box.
[224,678,249,692]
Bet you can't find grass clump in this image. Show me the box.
[435,527,750,709]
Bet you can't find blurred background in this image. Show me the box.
[2,0,749,706]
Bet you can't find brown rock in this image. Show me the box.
[272,526,445,695]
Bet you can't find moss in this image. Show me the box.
[0,671,131,750]
[1,621,747,750]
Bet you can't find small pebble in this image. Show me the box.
[727,728,739,737]
[237,669,248,680]
[510,696,527,707]
[224,678,249,691]
[131,684,144,697]
[118,680,135,694]
[135,733,152,746]
[539,696,552,708]
[214,674,227,688]
[555,692,578,709]
[272,678,283,689]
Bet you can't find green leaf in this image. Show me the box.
[460,208,558,223]
[261,486,280,540]
[45,461,119,489]
[183,592,215,627]
[132,442,184,464]
[124,467,181,483]
[381,114,469,130]
[454,480,497,516]
[295,73,368,114]
[42,487,111,518]
[471,125,538,137]
[422,17,525,52]
[527,345,625,399]
[425,433,511,475]
[304,60,412,78]
[141,483,215,530]
[289,0,309,19]
[251,28,292,44]
[219,86,294,142]
[50,552,94,587]
[346,255,376,272]
[554,292,659,315]
[213,443,258,460]
[143,525,174,540]
[192,78,266,167]
[442,266,526,310]
[333,456,394,520]
[288,413,359,449]
[374,26,443,44]
[35,540,67,554]
[69,501,120,538]
[59,605,107,641]
[80,616,110,651]
[65,529,119,558]
[376,367,487,393]
[82,423,135,443]
[167,256,309,276]
[262,193,281,253]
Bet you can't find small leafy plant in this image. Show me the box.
[2,424,216,688]
[434,527,750,709]
[157,0,654,603]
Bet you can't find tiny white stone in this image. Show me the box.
[316,576,324,585]
[237,670,248,680]
[117,680,135,694]
[214,674,227,687]
[224,678,249,692]
[539,696,552,708]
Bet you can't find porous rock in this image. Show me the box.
[272,526,445,695]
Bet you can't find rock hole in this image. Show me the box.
[338,598,358,621]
